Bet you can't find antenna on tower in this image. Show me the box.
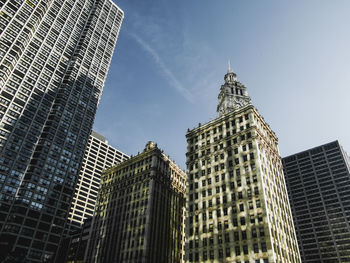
[228,60,232,73]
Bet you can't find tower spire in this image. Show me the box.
[228,60,232,73]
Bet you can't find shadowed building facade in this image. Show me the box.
[283,141,350,262]
[0,0,123,261]
[185,69,301,262]
[85,142,186,263]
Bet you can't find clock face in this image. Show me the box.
[237,99,244,106]
[232,98,245,107]
[219,95,250,115]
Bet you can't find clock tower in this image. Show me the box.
[217,66,251,116]
[186,66,302,263]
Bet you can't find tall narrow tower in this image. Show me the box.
[185,69,301,263]
[0,0,123,261]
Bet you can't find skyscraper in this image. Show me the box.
[283,141,350,262]
[185,69,301,262]
[68,130,128,231]
[85,141,186,263]
[0,1,123,261]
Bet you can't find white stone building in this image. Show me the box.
[185,69,301,263]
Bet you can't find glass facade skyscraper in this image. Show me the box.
[283,141,350,262]
[0,0,123,261]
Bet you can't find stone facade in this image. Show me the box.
[185,70,301,263]
[85,142,186,263]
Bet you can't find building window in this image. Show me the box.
[203,237,208,246]
[250,214,255,224]
[218,222,222,230]
[218,235,223,244]
[233,218,238,227]
[243,245,248,254]
[225,233,230,242]
[252,228,257,238]
[194,252,199,261]
[254,187,259,195]
[240,217,246,225]
[209,250,214,260]
[253,243,259,253]
[248,201,253,210]
[247,189,252,198]
[259,227,265,237]
[242,230,247,240]
[218,248,223,258]
[256,199,261,208]
[203,251,207,260]
[235,246,240,256]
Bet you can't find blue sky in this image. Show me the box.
[94,0,350,168]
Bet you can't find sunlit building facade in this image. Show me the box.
[185,69,301,262]
[283,141,350,262]
[85,142,186,263]
[0,0,123,261]
[68,130,128,230]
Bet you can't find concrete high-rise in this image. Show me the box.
[68,130,128,230]
[283,141,350,263]
[85,141,186,263]
[0,1,123,261]
[185,69,301,262]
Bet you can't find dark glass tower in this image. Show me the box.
[0,0,123,261]
[283,141,350,262]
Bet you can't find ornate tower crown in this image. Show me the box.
[217,65,251,116]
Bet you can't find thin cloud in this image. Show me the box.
[129,33,194,103]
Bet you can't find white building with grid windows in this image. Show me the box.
[0,0,123,261]
[68,131,128,229]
